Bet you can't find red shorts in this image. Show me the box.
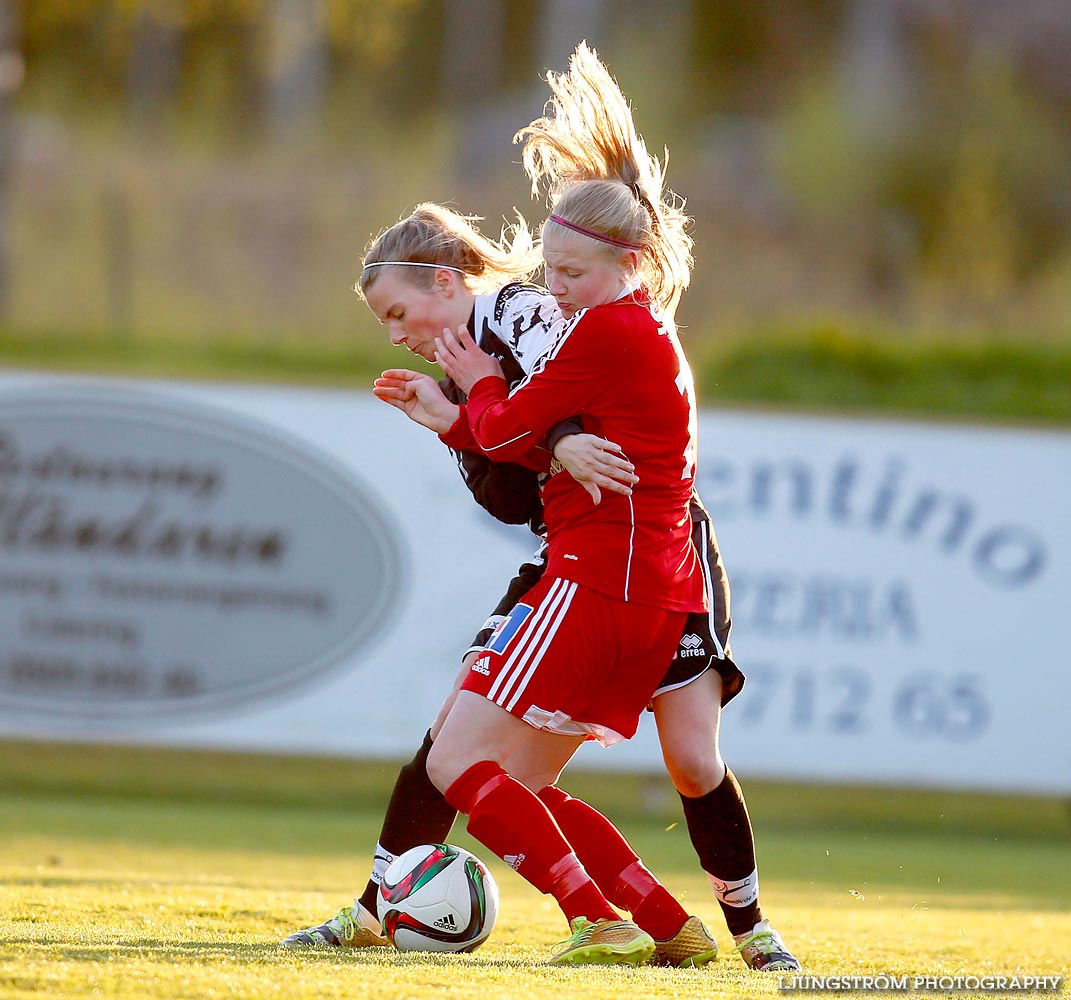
[461,576,687,746]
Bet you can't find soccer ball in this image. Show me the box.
[377,843,499,953]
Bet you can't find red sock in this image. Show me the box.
[538,784,688,940]
[445,761,617,925]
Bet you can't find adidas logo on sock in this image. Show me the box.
[503,853,526,871]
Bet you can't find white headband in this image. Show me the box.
[362,261,468,274]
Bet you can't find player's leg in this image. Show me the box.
[647,505,800,969]
[512,584,716,966]
[652,670,801,971]
[355,654,472,893]
[354,553,553,907]
[283,556,548,948]
[535,783,719,967]
[428,690,655,966]
[430,578,708,965]
[279,662,466,948]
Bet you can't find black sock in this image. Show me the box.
[357,730,457,917]
[678,766,763,936]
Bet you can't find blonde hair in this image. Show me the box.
[516,42,693,315]
[356,203,541,298]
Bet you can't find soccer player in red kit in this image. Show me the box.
[466,286,701,614]
[435,286,704,742]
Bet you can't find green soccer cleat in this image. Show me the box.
[281,899,391,949]
[732,918,802,972]
[651,914,720,968]
[549,916,656,966]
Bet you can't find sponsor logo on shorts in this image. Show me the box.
[486,604,534,654]
[679,633,707,657]
[471,656,491,676]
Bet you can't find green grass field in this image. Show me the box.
[1,741,1068,1000]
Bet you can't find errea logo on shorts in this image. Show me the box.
[679,633,707,657]
[471,656,491,676]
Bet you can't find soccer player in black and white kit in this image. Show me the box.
[281,197,800,969]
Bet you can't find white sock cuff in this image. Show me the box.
[370,843,395,886]
[707,868,759,908]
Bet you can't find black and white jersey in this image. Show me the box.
[471,283,564,382]
[440,284,566,531]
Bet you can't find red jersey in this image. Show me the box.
[445,293,706,614]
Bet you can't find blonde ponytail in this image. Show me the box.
[516,43,693,315]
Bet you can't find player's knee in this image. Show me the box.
[425,742,461,796]
[663,745,726,798]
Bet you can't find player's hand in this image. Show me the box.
[373,369,460,434]
[552,433,637,505]
[434,325,504,394]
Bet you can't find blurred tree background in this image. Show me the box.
[3,0,1071,417]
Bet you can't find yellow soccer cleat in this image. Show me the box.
[549,916,656,966]
[651,914,720,968]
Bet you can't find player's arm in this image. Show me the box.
[551,431,637,504]
[438,400,552,471]
[453,447,545,525]
[437,322,606,462]
[493,289,597,470]
[465,292,636,496]
[437,376,545,524]
[374,366,552,472]
[428,333,535,461]
[446,310,635,499]
[449,397,632,511]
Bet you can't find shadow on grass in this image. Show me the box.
[10,937,678,975]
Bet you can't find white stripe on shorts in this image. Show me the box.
[696,519,726,658]
[487,578,570,704]
[486,578,577,710]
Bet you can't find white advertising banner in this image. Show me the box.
[0,371,1067,795]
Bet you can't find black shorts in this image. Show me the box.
[647,516,743,706]
[469,516,745,708]
[651,613,744,706]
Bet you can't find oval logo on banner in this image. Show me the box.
[0,385,406,722]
